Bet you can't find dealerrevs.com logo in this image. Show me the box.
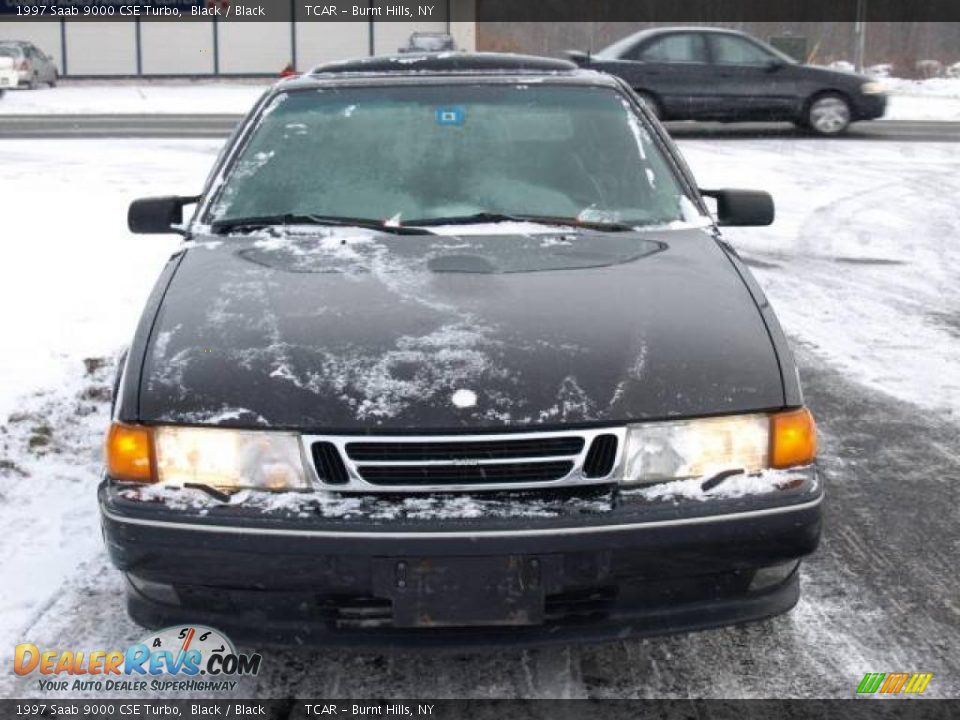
[14,625,262,693]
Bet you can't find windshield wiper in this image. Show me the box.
[210,213,431,235]
[404,212,637,232]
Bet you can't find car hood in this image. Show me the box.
[139,226,784,430]
[800,63,873,87]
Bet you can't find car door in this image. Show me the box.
[31,46,54,83]
[705,34,801,119]
[23,46,41,85]
[614,32,716,119]
[37,48,53,82]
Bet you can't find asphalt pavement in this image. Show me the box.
[2,114,960,141]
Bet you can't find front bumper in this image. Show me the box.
[100,468,822,648]
[854,92,888,121]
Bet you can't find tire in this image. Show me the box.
[635,90,662,121]
[0,89,5,100]
[49,71,57,88]
[805,93,852,136]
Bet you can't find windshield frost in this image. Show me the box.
[208,84,698,227]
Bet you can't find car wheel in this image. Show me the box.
[49,71,57,88]
[806,94,852,136]
[635,91,662,120]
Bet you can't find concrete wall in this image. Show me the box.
[218,22,292,74]
[295,22,370,69]
[141,22,215,75]
[0,19,477,77]
[65,22,137,75]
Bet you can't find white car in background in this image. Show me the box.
[0,54,19,97]
[0,41,58,88]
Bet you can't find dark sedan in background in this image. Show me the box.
[568,27,887,135]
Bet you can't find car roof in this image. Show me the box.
[652,26,750,35]
[629,26,751,41]
[308,52,579,78]
[273,52,616,93]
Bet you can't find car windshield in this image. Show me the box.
[207,84,701,229]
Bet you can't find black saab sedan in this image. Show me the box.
[568,27,887,135]
[101,52,821,647]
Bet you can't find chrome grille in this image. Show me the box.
[346,436,585,461]
[301,428,625,493]
[356,460,575,486]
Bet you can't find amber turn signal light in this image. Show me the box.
[770,408,817,469]
[105,423,155,482]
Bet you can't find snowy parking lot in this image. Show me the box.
[1,134,958,699]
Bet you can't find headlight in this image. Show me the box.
[155,426,309,490]
[621,409,815,486]
[861,81,886,95]
[106,423,310,491]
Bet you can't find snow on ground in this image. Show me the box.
[0,139,220,420]
[2,77,960,122]
[0,82,268,115]
[678,139,960,422]
[884,76,960,121]
[0,139,221,652]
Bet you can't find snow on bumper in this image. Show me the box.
[99,467,822,647]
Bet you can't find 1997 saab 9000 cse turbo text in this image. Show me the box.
[100,53,820,647]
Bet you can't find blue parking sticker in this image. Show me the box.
[436,107,465,126]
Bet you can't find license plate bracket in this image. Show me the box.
[372,556,544,628]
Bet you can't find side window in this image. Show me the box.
[637,34,708,64]
[710,35,775,66]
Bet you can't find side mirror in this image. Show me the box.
[765,59,785,73]
[128,195,200,234]
[700,189,774,227]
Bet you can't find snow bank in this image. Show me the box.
[884,76,960,121]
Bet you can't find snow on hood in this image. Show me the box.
[139,226,784,430]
